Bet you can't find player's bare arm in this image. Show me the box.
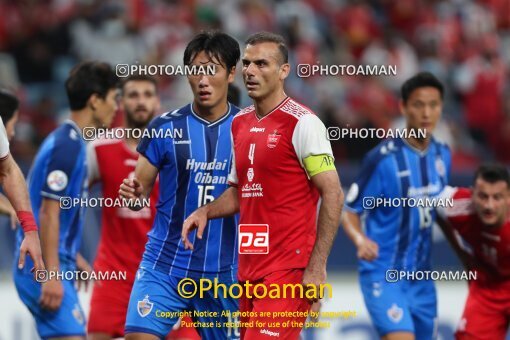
[38,198,63,311]
[181,186,239,250]
[118,155,158,211]
[302,170,343,302]
[342,210,379,261]
[0,154,44,271]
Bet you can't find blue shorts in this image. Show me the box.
[125,263,239,339]
[12,260,86,339]
[360,274,437,339]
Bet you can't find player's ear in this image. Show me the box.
[88,93,100,111]
[279,63,290,81]
[227,66,236,84]
[399,99,406,117]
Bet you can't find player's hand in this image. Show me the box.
[310,300,322,320]
[355,235,379,261]
[302,264,327,303]
[119,177,144,200]
[76,253,93,292]
[39,278,64,311]
[181,208,209,250]
[119,177,145,211]
[18,231,45,272]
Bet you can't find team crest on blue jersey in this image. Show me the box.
[137,295,153,317]
[47,170,68,191]
[387,303,403,323]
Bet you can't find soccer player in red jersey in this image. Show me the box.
[0,89,45,272]
[87,75,198,340]
[438,164,510,339]
[182,32,344,340]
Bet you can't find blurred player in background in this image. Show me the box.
[13,61,118,340]
[182,31,343,340]
[437,164,510,339]
[0,89,21,228]
[87,74,199,340]
[0,89,45,272]
[119,31,241,339]
[342,72,451,340]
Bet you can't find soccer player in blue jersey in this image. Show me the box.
[13,61,118,340]
[342,72,451,340]
[118,31,241,340]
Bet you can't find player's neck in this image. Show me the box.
[192,101,229,123]
[405,136,430,152]
[70,109,95,133]
[253,91,287,119]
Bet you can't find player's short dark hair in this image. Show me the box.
[0,88,19,123]
[120,74,158,95]
[401,72,444,104]
[245,32,288,64]
[474,164,510,188]
[183,31,240,73]
[65,61,118,111]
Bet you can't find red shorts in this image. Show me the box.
[455,281,510,340]
[88,279,132,337]
[88,279,199,339]
[240,269,312,340]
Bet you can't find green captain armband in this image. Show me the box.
[303,154,336,177]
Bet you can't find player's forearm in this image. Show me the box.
[0,156,33,213]
[39,206,60,270]
[202,186,239,219]
[342,210,366,247]
[308,187,344,268]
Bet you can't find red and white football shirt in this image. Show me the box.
[441,187,510,286]
[228,97,334,282]
[88,138,159,283]
[0,117,9,160]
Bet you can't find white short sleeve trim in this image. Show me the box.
[0,117,10,159]
[436,186,458,219]
[227,129,238,185]
[86,141,100,185]
[291,114,333,167]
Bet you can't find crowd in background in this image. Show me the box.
[0,0,509,172]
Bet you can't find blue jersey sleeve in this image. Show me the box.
[137,118,169,169]
[41,138,82,200]
[345,150,387,214]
